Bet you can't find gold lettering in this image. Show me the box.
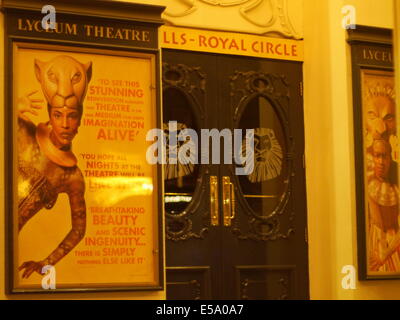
[65,23,77,36]
[363,48,392,63]
[84,25,93,36]
[16,18,77,36]
[34,21,43,32]
[133,30,141,41]
[18,19,27,31]
[363,49,368,59]
[25,19,35,31]
[142,31,150,42]
[106,27,114,39]
[114,29,124,40]
[54,23,63,34]
[122,29,130,40]
[94,26,104,38]
[374,50,382,61]
[80,24,150,42]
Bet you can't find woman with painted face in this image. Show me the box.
[17,55,92,279]
[367,139,400,272]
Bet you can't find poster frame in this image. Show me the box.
[3,4,165,294]
[348,26,400,280]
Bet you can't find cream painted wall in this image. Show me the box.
[303,0,400,300]
[0,9,166,300]
[347,0,394,28]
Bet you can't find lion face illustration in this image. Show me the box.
[34,55,92,111]
[241,127,283,183]
[164,122,197,180]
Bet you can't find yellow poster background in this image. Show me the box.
[13,43,159,289]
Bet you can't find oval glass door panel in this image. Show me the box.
[163,87,199,215]
[237,95,288,217]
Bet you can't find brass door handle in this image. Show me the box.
[223,176,236,226]
[230,181,236,222]
[210,176,219,226]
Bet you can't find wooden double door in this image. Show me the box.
[162,49,309,300]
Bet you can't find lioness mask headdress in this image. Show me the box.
[34,55,92,119]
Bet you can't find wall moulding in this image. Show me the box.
[161,0,303,39]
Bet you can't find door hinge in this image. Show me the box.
[305,227,308,243]
[302,154,306,169]
[299,81,303,97]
